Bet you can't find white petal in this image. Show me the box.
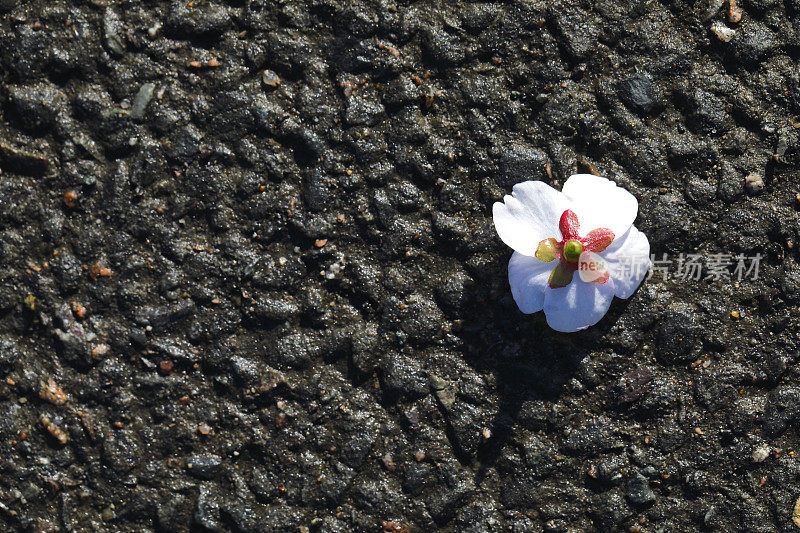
[561,174,638,238]
[601,225,651,299]
[508,252,553,313]
[543,273,616,332]
[493,180,572,256]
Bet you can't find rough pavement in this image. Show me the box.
[1,0,800,531]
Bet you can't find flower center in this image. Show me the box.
[563,239,583,262]
[534,210,617,289]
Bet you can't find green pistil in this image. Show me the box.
[563,239,583,262]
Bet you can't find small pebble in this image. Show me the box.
[71,301,88,318]
[794,496,800,528]
[91,262,113,278]
[91,344,111,357]
[39,378,67,406]
[728,0,742,23]
[752,445,770,463]
[262,70,281,88]
[130,82,156,120]
[711,21,736,42]
[147,22,162,38]
[744,173,764,194]
[626,472,656,505]
[381,453,395,470]
[63,190,78,209]
[40,415,68,444]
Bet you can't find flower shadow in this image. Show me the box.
[453,259,638,484]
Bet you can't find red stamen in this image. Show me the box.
[559,209,580,240]
[548,210,615,288]
[582,228,615,252]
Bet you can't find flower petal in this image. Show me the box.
[508,252,553,313]
[493,181,572,255]
[543,275,616,332]
[602,225,651,299]
[561,174,638,239]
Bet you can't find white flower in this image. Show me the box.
[493,174,651,332]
